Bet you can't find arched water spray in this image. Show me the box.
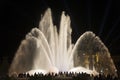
[9,8,117,76]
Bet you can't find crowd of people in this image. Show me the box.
[0,72,119,80]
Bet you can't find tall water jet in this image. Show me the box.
[9,8,117,76]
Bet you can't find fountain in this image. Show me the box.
[9,8,117,76]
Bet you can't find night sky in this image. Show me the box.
[0,0,120,62]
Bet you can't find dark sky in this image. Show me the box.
[0,0,120,62]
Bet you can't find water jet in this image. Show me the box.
[9,8,117,76]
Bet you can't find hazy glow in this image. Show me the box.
[69,67,99,76]
[9,8,117,76]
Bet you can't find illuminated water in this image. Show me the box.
[9,8,117,76]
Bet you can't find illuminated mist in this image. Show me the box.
[9,8,117,76]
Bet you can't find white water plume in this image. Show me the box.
[9,8,117,76]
